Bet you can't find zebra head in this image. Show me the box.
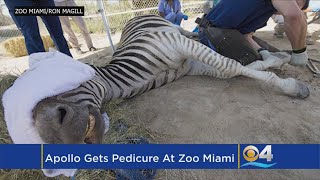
[32,96,106,144]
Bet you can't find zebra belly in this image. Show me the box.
[124,62,191,99]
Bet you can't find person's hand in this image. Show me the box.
[289,49,308,66]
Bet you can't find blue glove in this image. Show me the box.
[192,27,199,32]
[183,15,189,20]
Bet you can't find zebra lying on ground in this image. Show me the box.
[32,15,309,145]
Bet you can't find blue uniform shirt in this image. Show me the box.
[158,0,182,15]
[205,0,277,34]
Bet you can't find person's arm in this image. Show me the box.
[159,12,165,18]
[158,1,165,18]
[176,0,182,13]
[244,32,262,51]
[271,0,307,50]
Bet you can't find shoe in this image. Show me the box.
[75,48,84,55]
[306,36,314,45]
[89,46,97,51]
[274,33,284,38]
[274,23,285,38]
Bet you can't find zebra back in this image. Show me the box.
[118,15,180,48]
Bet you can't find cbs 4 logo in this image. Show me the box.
[242,145,276,168]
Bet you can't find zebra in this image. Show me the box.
[32,14,309,145]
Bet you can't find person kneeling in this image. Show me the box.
[158,0,188,26]
[197,0,310,67]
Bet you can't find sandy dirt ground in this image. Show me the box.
[0,16,320,179]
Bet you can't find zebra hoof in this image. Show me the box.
[295,81,310,99]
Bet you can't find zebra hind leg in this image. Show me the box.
[186,58,309,99]
[186,58,221,76]
[241,53,310,98]
[245,52,291,71]
[239,66,310,98]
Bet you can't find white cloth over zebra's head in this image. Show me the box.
[2,51,109,177]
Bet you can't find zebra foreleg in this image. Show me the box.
[189,52,290,73]
[245,51,291,71]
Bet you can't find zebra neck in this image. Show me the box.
[92,63,146,101]
[90,65,124,102]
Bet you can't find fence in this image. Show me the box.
[0,0,206,46]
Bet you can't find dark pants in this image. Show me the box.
[199,27,260,66]
[199,28,216,50]
[4,0,72,57]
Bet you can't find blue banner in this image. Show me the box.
[0,144,319,169]
[43,144,238,169]
[0,145,41,169]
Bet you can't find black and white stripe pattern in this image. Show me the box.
[56,15,197,108]
[55,14,308,109]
